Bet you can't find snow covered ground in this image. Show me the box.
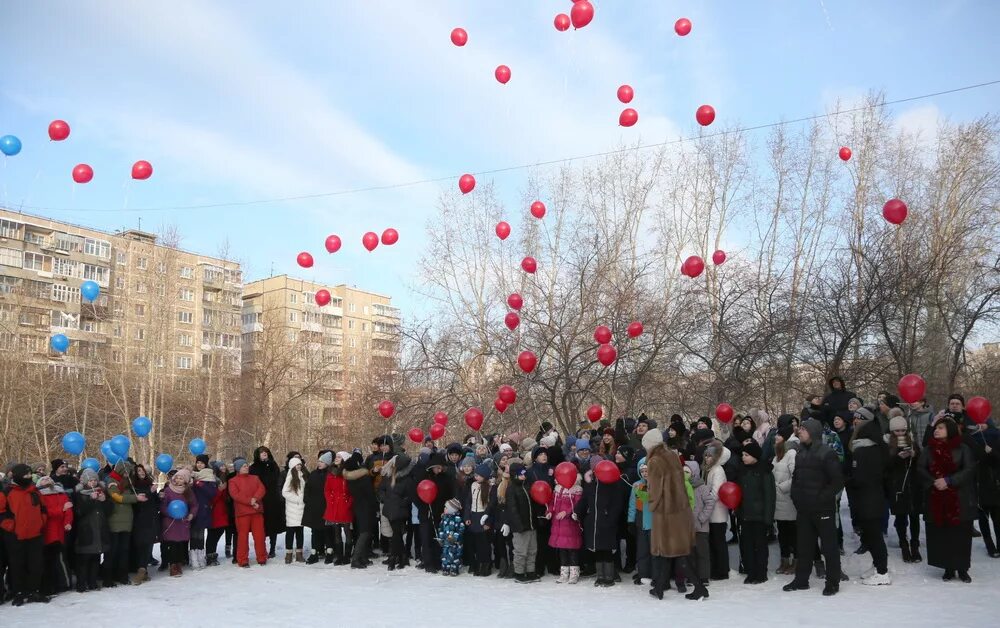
[5,515,998,627]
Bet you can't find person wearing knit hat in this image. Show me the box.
[317,451,333,467]
[195,454,210,470]
[847,407,892,586]
[438,498,466,576]
[233,457,248,474]
[539,432,559,449]
[886,413,922,564]
[736,435,775,585]
[742,440,764,463]
[777,424,796,443]
[853,407,875,423]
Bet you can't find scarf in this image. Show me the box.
[928,436,962,527]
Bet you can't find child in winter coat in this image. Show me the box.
[323,453,354,565]
[489,458,515,578]
[0,464,48,605]
[737,441,776,584]
[190,466,219,570]
[105,460,145,586]
[160,468,198,577]
[281,456,307,563]
[549,467,583,584]
[462,463,494,576]
[684,461,714,584]
[206,466,230,567]
[702,441,731,580]
[438,498,466,576]
[378,454,416,571]
[228,458,267,568]
[628,460,652,585]
[505,461,544,582]
[36,476,73,596]
[73,468,111,592]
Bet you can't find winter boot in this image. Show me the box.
[910,540,922,562]
[900,539,913,563]
[813,559,826,579]
[822,582,839,596]
[169,563,182,578]
[387,555,397,571]
[285,551,294,565]
[306,553,321,565]
[225,544,232,558]
[325,548,335,565]
[685,581,710,601]
[295,549,305,563]
[189,550,199,571]
[480,563,492,577]
[514,572,526,583]
[131,567,149,585]
[568,566,580,584]
[556,566,569,584]
[775,557,791,575]
[649,580,664,600]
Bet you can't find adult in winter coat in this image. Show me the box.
[323,455,354,564]
[821,376,856,426]
[189,467,219,570]
[130,464,159,583]
[575,461,627,587]
[906,398,936,447]
[249,446,284,558]
[415,453,454,573]
[105,460,145,586]
[281,457,307,563]
[159,468,198,577]
[702,440,731,580]
[229,459,267,567]
[461,463,494,576]
[0,464,48,605]
[847,413,891,585]
[72,469,111,592]
[965,422,1000,558]
[772,425,799,575]
[549,469,583,584]
[344,451,377,568]
[783,419,844,596]
[303,451,332,563]
[505,461,544,582]
[918,416,977,582]
[205,468,229,568]
[887,415,923,563]
[378,454,416,570]
[36,476,72,595]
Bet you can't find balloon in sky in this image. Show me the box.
[325,235,342,253]
[429,423,446,440]
[131,160,153,180]
[619,108,638,127]
[362,232,379,251]
[495,65,511,84]
[897,374,926,404]
[62,431,86,455]
[459,174,476,194]
[494,398,508,413]
[587,405,603,422]
[433,411,449,426]
[315,289,331,306]
[696,105,716,127]
[408,428,424,443]
[530,201,546,219]
[712,250,727,265]
[80,280,100,303]
[684,255,705,278]
[72,164,94,183]
[188,438,206,455]
[296,252,313,268]
[132,416,152,437]
[627,321,644,338]
[0,135,21,156]
[110,434,130,457]
[81,458,101,472]
[464,407,484,431]
[597,343,617,367]
[378,400,395,419]
[507,293,523,310]
[498,385,517,404]
[517,350,537,373]
[450,28,468,46]
[521,257,537,274]
[674,18,692,36]
[839,146,852,161]
[570,0,594,28]
[50,333,70,353]
[48,120,70,141]
[617,85,634,104]
[495,221,511,240]
[504,312,520,330]
[381,228,399,245]
[554,13,570,31]
[155,453,174,474]
[882,199,908,225]
[593,325,612,344]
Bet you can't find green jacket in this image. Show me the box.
[737,462,776,525]
[107,475,138,533]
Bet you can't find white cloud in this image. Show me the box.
[893,103,940,148]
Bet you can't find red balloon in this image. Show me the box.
[967,396,992,425]
[517,350,537,373]
[882,198,908,225]
[315,289,331,307]
[570,0,594,28]
[131,160,153,180]
[617,85,634,104]
[464,407,484,431]
[530,480,553,505]
[712,250,727,265]
[495,221,511,240]
[494,398,508,413]
[381,228,399,246]
[674,17,692,36]
[718,481,742,509]
[498,385,517,405]
[48,119,70,141]
[495,65,511,85]
[587,405,603,422]
[554,13,570,32]
[72,164,93,184]
[839,146,852,161]
[897,374,927,404]
[594,460,621,484]
[450,27,468,47]
[504,312,520,331]
[362,232,379,252]
[597,343,617,367]
[507,293,523,310]
[429,423,446,440]
[459,173,476,194]
[325,235,342,253]
[433,411,449,426]
[296,252,314,268]
[417,479,438,505]
[696,105,716,127]
[619,108,639,127]
[716,402,734,423]
[627,321,644,338]
[530,201,546,219]
[555,461,578,489]
[378,400,395,419]
[593,325,612,344]
[684,255,705,278]
[408,428,424,443]
[521,257,537,274]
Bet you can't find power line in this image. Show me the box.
[13,78,1000,214]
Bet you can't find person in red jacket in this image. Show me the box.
[0,464,49,606]
[323,453,354,565]
[206,465,230,567]
[36,476,73,595]
[228,458,267,567]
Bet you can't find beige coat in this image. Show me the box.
[646,443,696,558]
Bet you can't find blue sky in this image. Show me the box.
[2,1,998,317]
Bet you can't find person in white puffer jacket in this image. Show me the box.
[772,424,799,574]
[702,440,731,580]
[281,457,307,563]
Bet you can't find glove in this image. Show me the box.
[501,524,510,537]
[480,514,489,526]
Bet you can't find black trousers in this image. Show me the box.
[469,531,492,565]
[4,535,43,596]
[75,554,101,591]
[310,526,326,555]
[207,527,226,554]
[559,548,579,567]
[352,531,372,563]
[739,521,769,580]
[41,542,71,594]
[420,518,440,570]
[708,522,730,579]
[535,522,558,575]
[325,523,349,557]
[857,518,888,573]
[389,519,406,561]
[777,520,797,558]
[652,554,704,589]
[792,512,840,586]
[285,526,304,551]
[894,512,921,545]
[104,531,130,583]
[162,540,188,565]
[978,506,1000,553]
[493,528,513,566]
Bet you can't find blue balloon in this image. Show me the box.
[0,135,21,157]
[166,499,188,520]
[81,457,101,472]
[61,431,86,455]
[100,440,122,465]
[132,416,152,437]
[110,434,130,457]
[50,333,70,353]
[80,280,101,303]
[154,453,174,474]
[188,437,206,455]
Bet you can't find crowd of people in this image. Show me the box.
[1,376,998,608]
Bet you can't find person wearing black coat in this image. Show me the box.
[821,376,856,426]
[303,451,331,564]
[887,415,923,563]
[575,465,627,587]
[965,423,1000,557]
[377,454,416,571]
[249,446,284,558]
[846,415,891,584]
[129,464,160,583]
[415,453,454,573]
[344,451,377,568]
[505,462,544,582]
[783,419,844,595]
[525,447,558,577]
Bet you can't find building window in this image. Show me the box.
[135,328,145,341]
[117,252,127,265]
[350,355,357,366]
[85,238,111,259]
[362,322,368,332]
[135,281,147,294]
[178,311,193,324]
[350,337,356,348]
[177,356,192,370]
[135,304,145,317]
[157,284,165,297]
[348,320,354,330]
[113,324,122,338]
[115,276,124,289]
[0,247,21,267]
[180,266,193,279]
[51,284,81,303]
[137,257,148,270]
[178,333,192,347]
[82,264,109,285]
[349,303,356,313]
[157,261,167,274]
[179,288,194,301]
[112,351,122,364]
[0,219,21,239]
[290,293,298,304]
[52,258,80,278]
[54,233,84,252]
[289,311,297,323]
[203,310,214,326]
[23,251,51,272]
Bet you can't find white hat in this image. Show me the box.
[288,457,303,469]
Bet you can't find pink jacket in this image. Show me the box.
[547,484,583,550]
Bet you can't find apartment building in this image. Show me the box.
[0,208,242,386]
[241,275,401,430]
